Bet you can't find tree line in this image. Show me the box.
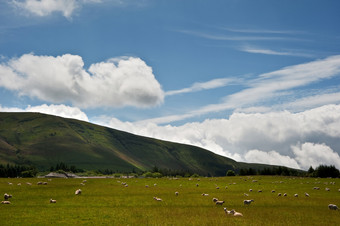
[0,164,37,178]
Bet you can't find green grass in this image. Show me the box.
[1,176,340,225]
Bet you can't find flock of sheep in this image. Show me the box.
[1,179,86,205]
[1,177,339,218]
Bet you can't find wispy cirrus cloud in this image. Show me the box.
[240,46,315,58]
[139,55,340,124]
[165,77,241,96]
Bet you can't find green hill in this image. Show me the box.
[0,112,287,176]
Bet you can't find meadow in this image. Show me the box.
[1,176,339,225]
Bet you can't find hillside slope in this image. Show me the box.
[0,112,278,176]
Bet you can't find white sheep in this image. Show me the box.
[278,193,282,197]
[243,199,254,205]
[212,198,218,203]
[50,199,57,203]
[7,182,12,185]
[244,193,249,197]
[294,194,298,197]
[249,189,253,192]
[153,197,162,201]
[215,200,225,205]
[230,209,243,217]
[17,183,21,186]
[271,190,275,193]
[1,201,11,204]
[201,193,209,196]
[223,207,232,215]
[328,204,338,210]
[26,182,32,186]
[75,189,82,195]
[283,193,287,196]
[175,191,179,196]
[325,188,330,191]
[305,192,310,197]
[313,187,320,190]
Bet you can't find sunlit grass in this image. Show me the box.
[1,176,339,225]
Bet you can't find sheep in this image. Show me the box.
[225,186,228,189]
[212,198,218,203]
[17,183,21,186]
[328,204,339,210]
[223,207,232,215]
[294,194,298,197]
[338,188,340,192]
[153,197,162,201]
[305,192,310,197]
[283,193,287,196]
[26,182,32,186]
[249,189,253,192]
[258,190,262,193]
[196,183,199,187]
[243,199,254,205]
[1,201,11,204]
[50,199,57,203]
[201,193,209,196]
[37,181,43,185]
[75,189,82,195]
[43,182,48,185]
[82,180,87,183]
[4,193,12,200]
[216,186,220,189]
[175,191,179,196]
[313,187,320,190]
[230,209,243,217]
[215,200,225,205]
[271,190,275,193]
[244,193,249,197]
[7,182,12,185]
[325,188,330,191]
[278,193,282,197]
[80,183,85,186]
[154,183,157,187]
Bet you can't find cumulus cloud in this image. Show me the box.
[292,142,340,169]
[94,104,340,170]
[244,150,300,169]
[0,53,164,108]
[0,104,89,121]
[12,0,79,19]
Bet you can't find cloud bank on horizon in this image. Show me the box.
[1,0,340,170]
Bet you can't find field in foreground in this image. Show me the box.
[1,176,340,225]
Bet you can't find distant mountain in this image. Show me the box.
[0,112,283,176]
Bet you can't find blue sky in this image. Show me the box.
[1,0,340,170]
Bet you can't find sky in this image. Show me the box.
[1,0,340,170]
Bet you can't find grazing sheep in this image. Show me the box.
[271,190,275,193]
[196,184,199,187]
[153,197,162,201]
[230,209,243,217]
[37,181,43,185]
[50,199,57,203]
[278,193,282,197]
[244,193,249,197]
[17,183,21,186]
[305,192,310,197]
[283,193,287,196]
[154,183,157,187]
[7,182,12,185]
[313,187,320,190]
[249,189,253,192]
[215,200,225,205]
[175,191,179,196]
[225,186,228,189]
[294,194,298,197]
[338,188,340,192]
[216,186,220,189]
[243,199,254,205]
[4,193,12,200]
[75,189,82,195]
[1,201,11,204]
[328,204,338,210]
[82,180,87,183]
[80,183,85,186]
[26,182,32,186]
[223,207,232,215]
[325,188,330,191]
[43,182,48,185]
[258,190,262,193]
[145,185,149,188]
[201,193,209,196]
[212,198,218,203]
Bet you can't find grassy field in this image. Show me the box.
[1,176,339,225]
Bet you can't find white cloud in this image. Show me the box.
[292,142,340,169]
[95,104,340,170]
[141,55,340,124]
[240,46,314,58]
[12,0,79,19]
[244,150,300,169]
[165,77,240,96]
[0,104,89,121]
[0,53,164,108]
